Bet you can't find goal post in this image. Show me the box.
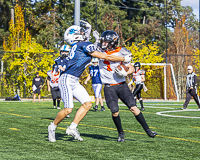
[131,63,179,102]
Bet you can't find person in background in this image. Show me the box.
[131,62,146,111]
[84,58,105,111]
[32,72,44,103]
[181,65,200,109]
[47,64,61,109]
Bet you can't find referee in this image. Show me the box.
[182,65,200,109]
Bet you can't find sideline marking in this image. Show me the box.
[156,109,200,118]
[119,104,178,110]
[1,111,200,143]
[9,128,20,131]
[189,126,200,129]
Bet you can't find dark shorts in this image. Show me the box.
[33,87,41,94]
[51,87,61,100]
[104,82,136,113]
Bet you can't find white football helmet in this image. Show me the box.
[92,58,99,66]
[64,25,85,46]
[60,45,71,58]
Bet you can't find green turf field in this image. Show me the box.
[0,101,200,159]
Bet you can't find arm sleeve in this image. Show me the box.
[32,78,35,87]
[83,42,96,53]
[41,77,44,85]
[47,76,51,80]
[194,75,197,87]
[85,27,92,42]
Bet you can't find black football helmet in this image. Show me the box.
[100,30,119,51]
[134,62,141,69]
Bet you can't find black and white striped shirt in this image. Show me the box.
[186,72,197,89]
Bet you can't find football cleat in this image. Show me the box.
[66,127,83,141]
[57,107,61,109]
[66,115,70,118]
[118,132,125,142]
[140,107,145,111]
[146,129,157,138]
[48,122,56,142]
[54,106,56,109]
[181,107,187,110]
[93,105,98,111]
[99,106,105,111]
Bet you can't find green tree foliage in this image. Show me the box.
[3,4,59,97]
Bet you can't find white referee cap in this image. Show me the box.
[187,65,193,70]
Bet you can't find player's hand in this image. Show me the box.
[39,85,42,88]
[115,66,127,77]
[80,20,91,28]
[93,30,100,40]
[123,55,132,63]
[48,87,51,92]
[59,66,65,71]
[128,80,133,86]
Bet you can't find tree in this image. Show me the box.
[3,3,58,97]
[168,16,194,99]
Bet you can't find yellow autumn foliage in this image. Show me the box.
[126,40,164,77]
[2,4,59,97]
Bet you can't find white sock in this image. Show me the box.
[69,122,78,129]
[51,121,57,130]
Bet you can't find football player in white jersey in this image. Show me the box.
[47,64,61,109]
[98,30,157,142]
[131,62,146,111]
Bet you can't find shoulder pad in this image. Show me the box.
[192,72,197,76]
[118,47,132,56]
[140,70,145,75]
[47,70,52,76]
[54,57,60,62]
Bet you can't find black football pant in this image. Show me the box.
[183,87,200,108]
[132,83,143,100]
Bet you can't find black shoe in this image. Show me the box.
[118,132,125,142]
[140,107,145,111]
[93,105,98,111]
[146,129,157,138]
[99,106,105,111]
[181,107,187,110]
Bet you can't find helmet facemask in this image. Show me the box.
[100,31,119,51]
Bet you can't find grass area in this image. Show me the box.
[0,101,200,159]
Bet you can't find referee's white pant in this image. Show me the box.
[92,84,102,98]
[58,74,91,108]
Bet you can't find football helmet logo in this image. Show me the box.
[64,25,85,46]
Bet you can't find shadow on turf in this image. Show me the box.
[43,132,154,143]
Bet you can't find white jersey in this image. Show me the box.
[99,47,131,84]
[47,70,60,88]
[132,69,145,85]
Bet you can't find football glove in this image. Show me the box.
[143,84,148,92]
[93,30,100,40]
[128,80,133,86]
[80,20,91,28]
[124,54,132,63]
[115,66,127,77]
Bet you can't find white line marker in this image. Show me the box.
[156,109,200,118]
